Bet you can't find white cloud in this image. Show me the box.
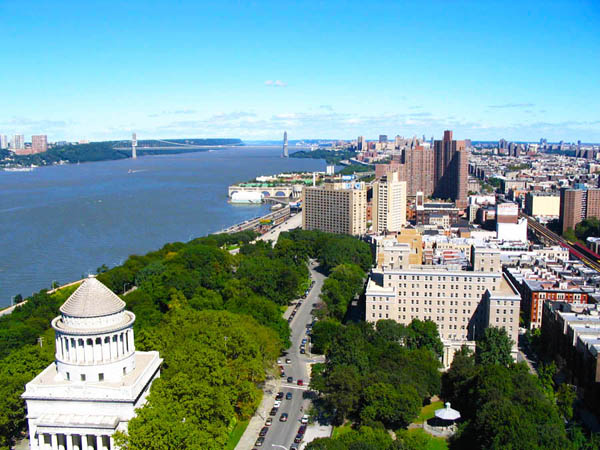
[264,80,287,87]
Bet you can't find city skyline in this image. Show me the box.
[1,1,599,142]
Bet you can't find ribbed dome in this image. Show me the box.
[60,276,125,318]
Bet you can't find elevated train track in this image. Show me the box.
[522,213,600,272]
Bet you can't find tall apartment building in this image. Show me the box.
[375,145,435,197]
[31,135,48,154]
[433,130,468,208]
[559,187,600,233]
[379,134,388,144]
[372,172,407,234]
[11,134,24,150]
[357,136,366,151]
[0,135,7,149]
[366,244,520,367]
[302,182,367,235]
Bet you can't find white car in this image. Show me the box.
[300,415,309,424]
[274,400,282,408]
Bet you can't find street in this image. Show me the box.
[237,262,326,450]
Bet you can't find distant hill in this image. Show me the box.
[0,138,243,167]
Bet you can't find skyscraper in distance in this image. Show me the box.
[433,130,468,208]
[0,135,7,149]
[31,135,48,154]
[282,131,288,158]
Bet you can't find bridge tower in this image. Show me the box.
[132,132,137,159]
[282,131,288,158]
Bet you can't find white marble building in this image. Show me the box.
[22,276,162,450]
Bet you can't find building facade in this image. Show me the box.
[372,172,407,233]
[433,130,469,208]
[525,192,560,218]
[22,276,162,450]
[32,135,48,154]
[560,188,600,233]
[302,182,367,235]
[366,244,521,367]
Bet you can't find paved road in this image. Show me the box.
[238,262,325,450]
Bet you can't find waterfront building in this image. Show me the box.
[22,276,162,450]
[560,187,600,233]
[0,134,7,149]
[366,244,521,367]
[32,135,48,154]
[433,130,469,209]
[302,182,367,235]
[372,171,407,233]
[11,134,24,150]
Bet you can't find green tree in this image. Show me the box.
[475,327,513,366]
[556,383,577,421]
[360,383,420,429]
[406,319,443,357]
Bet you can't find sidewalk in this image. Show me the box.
[235,376,281,449]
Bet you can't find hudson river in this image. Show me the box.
[0,146,326,306]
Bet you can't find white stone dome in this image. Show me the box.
[60,276,125,318]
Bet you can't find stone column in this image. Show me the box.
[109,436,115,450]
[51,433,58,450]
[37,433,44,450]
[66,434,73,450]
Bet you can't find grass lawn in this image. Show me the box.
[416,401,444,423]
[224,419,249,450]
[407,428,448,450]
[331,422,353,439]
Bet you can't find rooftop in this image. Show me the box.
[60,276,125,318]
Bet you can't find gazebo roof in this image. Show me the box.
[435,402,461,421]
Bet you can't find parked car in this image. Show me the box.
[297,379,304,386]
[259,427,269,437]
[287,376,293,383]
[255,437,264,446]
[285,358,292,364]
[290,444,299,450]
[286,392,293,400]
[301,415,309,424]
[269,408,277,416]
[274,400,282,408]
[276,392,284,400]
[265,418,272,426]
[280,371,286,378]
[294,434,303,443]
[298,425,307,435]
[280,413,288,422]
[300,348,305,354]
[301,338,307,344]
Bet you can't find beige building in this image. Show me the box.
[525,192,560,218]
[302,182,367,235]
[397,228,423,265]
[366,244,520,367]
[373,172,407,234]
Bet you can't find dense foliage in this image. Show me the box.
[0,228,372,449]
[442,345,572,450]
[337,163,374,175]
[0,139,242,168]
[290,149,357,164]
[310,320,442,428]
[306,427,442,450]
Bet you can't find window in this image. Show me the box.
[99,373,104,381]
[81,374,86,381]
[66,372,70,381]
[123,367,127,376]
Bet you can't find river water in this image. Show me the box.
[0,146,326,306]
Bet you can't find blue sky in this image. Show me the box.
[1,0,599,142]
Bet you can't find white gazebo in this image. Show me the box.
[424,402,461,438]
[23,276,162,450]
[435,402,461,422]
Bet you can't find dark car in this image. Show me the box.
[280,413,288,422]
[286,392,293,400]
[298,425,307,435]
[269,408,278,416]
[255,437,264,446]
[276,392,284,400]
[280,371,286,378]
[259,427,269,437]
[300,348,305,354]
[290,445,299,450]
[287,376,293,383]
[294,433,303,443]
